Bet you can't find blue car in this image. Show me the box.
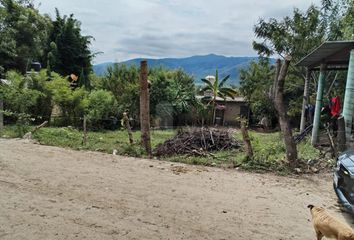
[334,149,354,214]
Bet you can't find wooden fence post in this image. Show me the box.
[240,120,253,159]
[83,116,87,145]
[140,61,151,155]
[0,98,3,133]
[123,112,134,144]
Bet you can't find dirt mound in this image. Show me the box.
[153,128,241,156]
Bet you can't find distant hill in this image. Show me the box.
[93,54,261,85]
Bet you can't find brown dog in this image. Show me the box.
[308,204,354,240]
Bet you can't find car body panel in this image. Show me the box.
[334,149,354,215]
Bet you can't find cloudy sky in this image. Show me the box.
[38,0,321,64]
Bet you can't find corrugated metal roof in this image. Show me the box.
[196,95,246,102]
[296,40,354,70]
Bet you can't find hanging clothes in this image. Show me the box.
[330,96,341,117]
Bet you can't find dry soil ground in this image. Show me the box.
[0,138,353,240]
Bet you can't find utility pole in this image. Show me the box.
[140,60,151,155]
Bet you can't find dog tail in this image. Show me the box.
[307,204,314,210]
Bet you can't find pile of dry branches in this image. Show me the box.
[153,128,241,156]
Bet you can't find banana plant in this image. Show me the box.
[201,70,237,125]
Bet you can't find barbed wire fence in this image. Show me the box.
[1,109,352,155]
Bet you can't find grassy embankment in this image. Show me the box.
[1,125,320,173]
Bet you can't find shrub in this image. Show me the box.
[86,90,118,129]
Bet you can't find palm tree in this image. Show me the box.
[201,70,237,125]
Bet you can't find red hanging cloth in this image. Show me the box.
[330,96,341,117]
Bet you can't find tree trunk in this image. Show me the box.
[240,120,253,159]
[123,112,134,144]
[273,57,298,167]
[140,60,151,155]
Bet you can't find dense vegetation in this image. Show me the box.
[0,0,200,129]
[240,0,353,125]
[0,0,353,171]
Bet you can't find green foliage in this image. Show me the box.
[201,69,237,100]
[238,131,320,172]
[248,0,353,122]
[86,90,118,128]
[0,0,51,74]
[149,68,196,124]
[26,70,53,121]
[240,59,276,123]
[1,70,43,116]
[44,9,92,80]
[47,72,87,126]
[100,64,140,122]
[253,0,350,59]
[201,69,237,124]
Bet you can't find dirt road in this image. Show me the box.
[0,138,352,239]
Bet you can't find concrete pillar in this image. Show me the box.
[342,49,354,145]
[311,64,326,145]
[300,70,310,132]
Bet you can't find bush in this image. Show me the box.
[86,90,118,129]
[48,73,87,126]
[1,71,43,124]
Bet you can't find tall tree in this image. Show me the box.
[250,0,352,119]
[240,59,276,124]
[45,9,92,80]
[272,58,298,167]
[0,0,51,74]
[100,64,140,120]
[149,67,196,125]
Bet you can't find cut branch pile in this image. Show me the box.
[153,128,241,156]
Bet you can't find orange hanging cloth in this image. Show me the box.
[330,96,341,117]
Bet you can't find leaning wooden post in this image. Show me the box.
[123,112,134,144]
[300,69,310,132]
[240,119,253,159]
[311,64,326,146]
[83,116,87,145]
[140,60,151,155]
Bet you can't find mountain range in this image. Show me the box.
[93,54,260,85]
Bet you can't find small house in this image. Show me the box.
[196,95,249,126]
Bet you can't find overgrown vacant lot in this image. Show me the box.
[2,126,322,172]
[0,138,352,240]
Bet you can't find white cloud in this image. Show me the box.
[38,0,321,63]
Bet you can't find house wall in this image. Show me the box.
[223,102,248,126]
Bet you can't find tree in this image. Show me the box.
[85,89,117,129]
[0,0,51,74]
[44,9,92,80]
[201,70,237,124]
[1,70,41,113]
[47,72,87,126]
[100,64,140,121]
[272,58,298,167]
[240,59,276,125]
[253,0,350,60]
[252,0,352,119]
[149,68,196,126]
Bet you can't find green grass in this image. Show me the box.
[1,125,321,173]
